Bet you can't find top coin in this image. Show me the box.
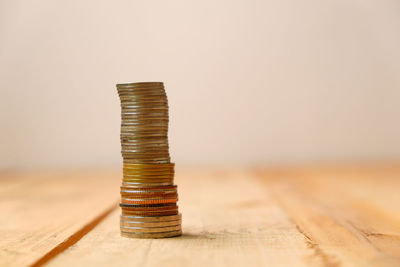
[117,82,164,88]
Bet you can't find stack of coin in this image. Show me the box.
[117,82,182,238]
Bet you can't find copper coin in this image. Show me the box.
[120,198,178,205]
[120,203,177,209]
[120,193,177,199]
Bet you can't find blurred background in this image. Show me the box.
[1,0,400,170]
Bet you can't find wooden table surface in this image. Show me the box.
[1,164,400,267]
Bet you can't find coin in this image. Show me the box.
[122,180,173,184]
[120,194,177,199]
[121,210,179,216]
[121,183,174,188]
[123,173,173,178]
[120,205,178,211]
[121,198,178,205]
[120,187,176,192]
[120,230,181,239]
[123,175,173,179]
[120,193,178,199]
[120,224,181,233]
[121,147,170,152]
[120,220,181,227]
[123,169,173,174]
[117,81,163,87]
[118,87,165,91]
[121,184,177,189]
[123,163,174,168]
[123,161,170,164]
[120,214,181,221]
[118,88,165,94]
[117,82,181,238]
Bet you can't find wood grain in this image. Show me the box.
[257,164,400,267]
[1,165,400,267]
[0,170,120,267]
[46,169,312,267]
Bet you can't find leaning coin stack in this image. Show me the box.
[117,82,182,238]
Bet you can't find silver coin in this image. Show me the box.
[120,230,181,239]
[120,224,181,233]
[120,220,181,228]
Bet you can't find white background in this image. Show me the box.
[1,0,400,169]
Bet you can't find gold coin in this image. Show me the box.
[123,171,173,176]
[123,160,170,164]
[121,151,170,156]
[122,180,173,184]
[122,181,176,188]
[123,175,173,180]
[122,158,171,161]
[122,174,173,179]
[121,184,177,190]
[123,169,173,173]
[121,154,170,159]
[120,189,177,194]
[122,175,173,180]
[123,163,174,168]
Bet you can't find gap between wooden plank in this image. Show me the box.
[29,202,119,267]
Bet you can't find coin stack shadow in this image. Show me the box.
[117,82,182,238]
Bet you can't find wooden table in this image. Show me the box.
[1,164,400,267]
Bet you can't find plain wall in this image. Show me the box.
[1,0,400,169]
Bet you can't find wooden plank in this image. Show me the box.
[257,164,400,267]
[4,165,400,267]
[0,170,120,267]
[46,169,314,267]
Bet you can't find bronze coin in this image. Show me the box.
[120,198,178,205]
